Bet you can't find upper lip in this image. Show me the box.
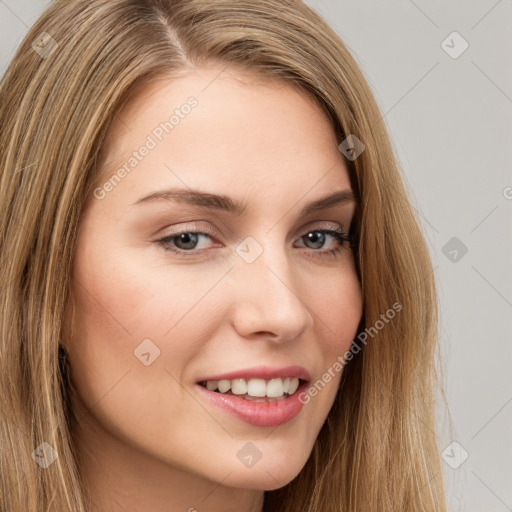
[196,365,311,383]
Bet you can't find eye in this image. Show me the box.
[157,230,218,253]
[294,227,352,258]
[155,223,354,258]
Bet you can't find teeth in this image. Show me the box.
[201,377,301,398]
[206,380,218,391]
[231,378,247,395]
[247,378,267,397]
[288,377,299,395]
[266,378,284,397]
[217,379,231,393]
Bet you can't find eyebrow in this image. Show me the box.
[131,187,356,216]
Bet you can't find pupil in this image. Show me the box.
[176,233,198,250]
[306,231,324,249]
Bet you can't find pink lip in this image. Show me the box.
[195,379,310,427]
[195,365,311,383]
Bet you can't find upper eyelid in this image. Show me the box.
[157,230,348,256]
[161,220,349,239]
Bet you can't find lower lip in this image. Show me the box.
[195,381,309,427]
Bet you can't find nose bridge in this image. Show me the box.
[231,232,313,340]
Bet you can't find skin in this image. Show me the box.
[62,64,363,512]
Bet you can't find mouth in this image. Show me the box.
[197,377,308,402]
[195,377,310,427]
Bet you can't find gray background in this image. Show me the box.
[1,1,511,510]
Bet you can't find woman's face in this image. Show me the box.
[63,65,363,504]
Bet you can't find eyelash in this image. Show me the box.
[156,225,354,260]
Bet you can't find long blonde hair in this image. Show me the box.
[0,0,450,510]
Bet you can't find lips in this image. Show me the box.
[195,378,310,427]
[193,365,311,427]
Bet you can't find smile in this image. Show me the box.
[199,377,302,400]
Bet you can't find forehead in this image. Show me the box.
[91,65,352,210]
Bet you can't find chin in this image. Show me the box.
[221,455,306,491]
[227,471,299,491]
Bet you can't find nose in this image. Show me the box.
[229,241,314,343]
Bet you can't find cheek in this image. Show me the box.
[300,264,362,404]
[63,260,217,450]
[64,243,229,400]
[309,264,363,351]
[63,248,246,476]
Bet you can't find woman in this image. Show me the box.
[0,0,450,510]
